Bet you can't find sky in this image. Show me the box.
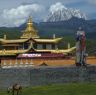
[0,0,96,27]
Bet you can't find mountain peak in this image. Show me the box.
[49,2,67,14]
[44,2,87,22]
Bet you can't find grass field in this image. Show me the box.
[0,83,96,95]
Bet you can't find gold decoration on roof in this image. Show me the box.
[34,38,62,43]
[21,16,39,39]
[0,38,29,44]
[35,46,76,54]
[0,37,62,44]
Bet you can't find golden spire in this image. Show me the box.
[20,16,39,39]
[26,16,33,31]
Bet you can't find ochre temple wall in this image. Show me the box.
[1,57,96,67]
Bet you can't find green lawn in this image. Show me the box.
[0,83,96,95]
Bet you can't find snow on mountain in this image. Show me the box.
[44,2,87,22]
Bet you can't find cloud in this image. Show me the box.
[87,0,96,5]
[49,2,67,13]
[0,0,95,27]
[0,3,44,27]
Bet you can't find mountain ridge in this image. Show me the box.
[0,17,96,39]
[44,4,87,22]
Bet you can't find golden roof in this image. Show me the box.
[0,38,29,44]
[34,38,62,43]
[20,16,39,39]
[0,37,62,44]
[2,44,21,46]
[35,46,76,54]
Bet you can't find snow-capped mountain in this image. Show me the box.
[44,3,87,22]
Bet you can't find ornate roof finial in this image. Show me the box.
[20,16,39,39]
[27,16,32,24]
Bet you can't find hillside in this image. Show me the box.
[38,17,96,38]
[0,17,96,39]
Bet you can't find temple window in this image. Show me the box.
[37,44,42,50]
[43,44,46,49]
[46,44,52,50]
[52,44,55,49]
[33,44,37,49]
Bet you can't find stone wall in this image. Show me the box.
[0,66,96,88]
